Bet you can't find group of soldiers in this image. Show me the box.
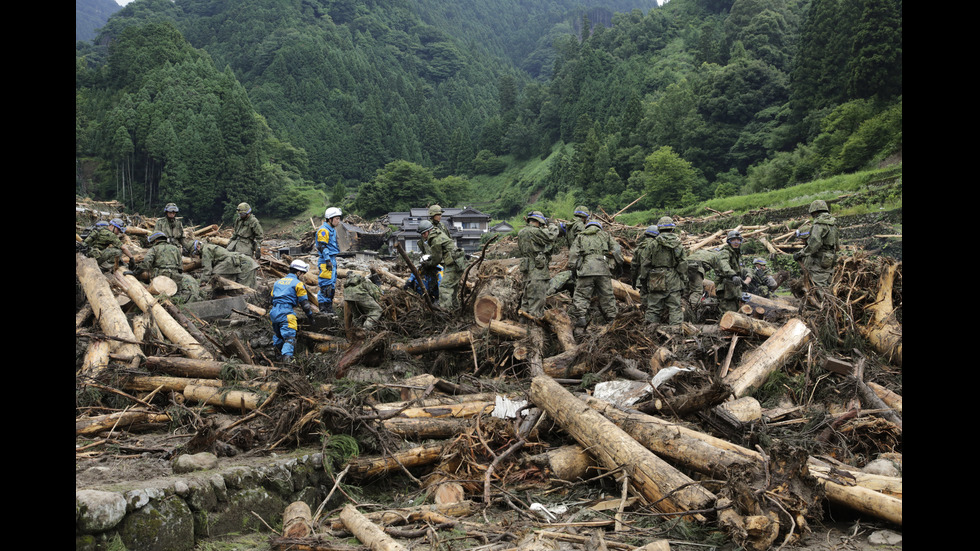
[515,198,840,333]
[81,196,839,361]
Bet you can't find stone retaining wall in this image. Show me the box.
[76,451,333,551]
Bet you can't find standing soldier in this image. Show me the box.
[418,219,466,310]
[517,211,560,320]
[794,199,839,290]
[83,218,135,271]
[637,217,687,326]
[317,207,343,315]
[685,247,720,319]
[191,240,259,289]
[568,219,623,329]
[227,202,264,259]
[154,203,189,250]
[566,206,590,248]
[630,224,660,303]
[136,232,201,303]
[269,259,316,362]
[714,230,749,314]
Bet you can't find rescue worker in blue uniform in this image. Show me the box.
[316,207,343,315]
[270,259,316,362]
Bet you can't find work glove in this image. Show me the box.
[793,251,803,262]
[305,310,316,323]
[731,275,742,285]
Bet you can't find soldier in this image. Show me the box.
[136,232,201,303]
[714,230,749,314]
[83,218,135,271]
[746,258,779,298]
[316,207,343,315]
[568,219,623,329]
[269,259,316,362]
[418,219,466,310]
[637,217,687,325]
[428,204,451,239]
[794,199,839,289]
[190,239,259,290]
[517,211,560,320]
[630,224,660,303]
[153,203,189,250]
[227,202,264,259]
[344,273,384,331]
[566,206,590,248]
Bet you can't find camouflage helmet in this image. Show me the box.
[417,220,434,234]
[237,202,252,214]
[428,204,443,217]
[726,230,742,243]
[164,203,179,213]
[573,206,590,219]
[808,200,829,214]
[526,211,547,225]
[585,219,603,230]
[109,218,126,233]
[657,216,676,230]
[148,231,167,243]
[753,258,767,266]
[644,225,660,238]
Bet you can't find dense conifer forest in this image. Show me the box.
[75,0,902,225]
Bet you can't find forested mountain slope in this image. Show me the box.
[76,0,901,225]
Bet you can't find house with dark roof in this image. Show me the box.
[386,207,495,254]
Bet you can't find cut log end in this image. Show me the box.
[474,295,503,327]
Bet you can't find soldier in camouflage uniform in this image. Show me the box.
[567,219,623,327]
[83,218,134,271]
[153,203,189,250]
[137,232,201,303]
[686,248,719,307]
[344,273,384,331]
[227,202,264,259]
[418,219,466,310]
[191,240,259,290]
[637,217,687,325]
[746,258,779,298]
[714,230,749,314]
[794,200,839,289]
[630,225,660,304]
[428,205,452,239]
[517,211,560,320]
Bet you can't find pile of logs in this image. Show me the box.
[76,212,902,550]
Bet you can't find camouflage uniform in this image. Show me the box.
[421,228,466,310]
[686,248,719,306]
[228,204,264,258]
[139,238,201,302]
[199,243,259,289]
[517,215,560,319]
[638,231,687,324]
[795,210,839,288]
[746,259,778,298]
[154,205,189,250]
[568,223,622,325]
[83,226,126,271]
[343,273,383,330]
[714,241,747,314]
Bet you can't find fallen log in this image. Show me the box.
[868,382,902,413]
[611,279,641,305]
[345,442,448,479]
[144,355,276,378]
[75,253,143,363]
[183,383,262,410]
[543,310,577,352]
[724,318,812,398]
[283,501,313,538]
[162,302,226,361]
[391,330,472,355]
[76,410,171,436]
[80,339,111,378]
[719,311,779,338]
[381,417,473,440]
[524,444,597,481]
[483,319,528,340]
[328,500,477,532]
[113,268,214,360]
[339,503,407,551]
[529,376,716,519]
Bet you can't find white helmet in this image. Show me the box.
[290,259,310,273]
[325,207,342,220]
